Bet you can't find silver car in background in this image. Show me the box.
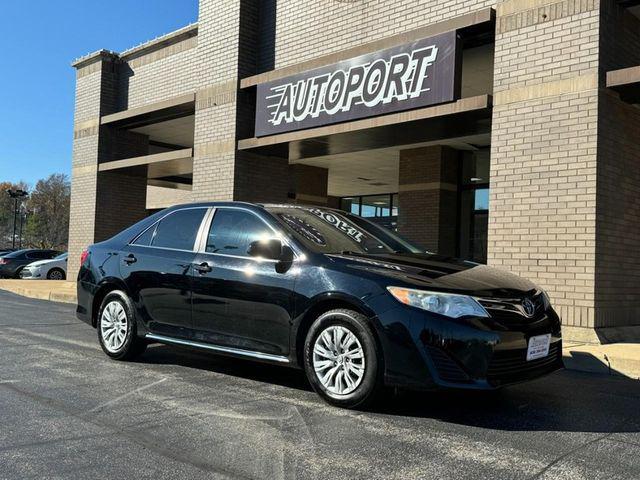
[20,252,68,280]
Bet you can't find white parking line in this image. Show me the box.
[87,377,168,414]
[6,327,96,350]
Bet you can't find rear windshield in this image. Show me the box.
[2,250,27,259]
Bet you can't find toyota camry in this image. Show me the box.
[76,202,562,408]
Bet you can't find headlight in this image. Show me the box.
[387,286,489,318]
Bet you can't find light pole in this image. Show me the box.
[6,189,28,249]
[18,204,28,249]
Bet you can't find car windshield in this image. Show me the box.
[54,253,68,260]
[266,206,424,254]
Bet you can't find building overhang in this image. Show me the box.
[98,149,193,185]
[100,93,196,129]
[607,66,640,104]
[238,95,492,160]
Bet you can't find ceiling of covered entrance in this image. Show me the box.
[293,133,491,197]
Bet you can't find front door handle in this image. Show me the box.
[194,262,212,274]
[123,254,137,265]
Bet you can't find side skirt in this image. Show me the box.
[145,333,290,364]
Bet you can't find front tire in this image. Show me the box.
[47,268,66,280]
[97,291,146,360]
[304,309,382,409]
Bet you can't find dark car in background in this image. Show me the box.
[76,202,563,409]
[0,249,61,278]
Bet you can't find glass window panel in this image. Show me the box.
[360,195,391,217]
[461,150,490,186]
[152,208,206,251]
[133,225,156,246]
[340,197,360,215]
[474,189,489,211]
[206,209,272,256]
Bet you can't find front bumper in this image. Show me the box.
[376,304,563,391]
[20,267,42,279]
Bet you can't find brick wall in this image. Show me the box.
[489,0,600,331]
[257,0,494,72]
[119,35,199,110]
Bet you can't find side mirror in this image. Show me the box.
[248,239,293,262]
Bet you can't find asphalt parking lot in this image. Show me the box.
[1,290,639,480]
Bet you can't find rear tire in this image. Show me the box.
[304,309,382,409]
[47,268,66,280]
[97,290,147,360]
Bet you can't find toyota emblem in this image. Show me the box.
[522,298,535,317]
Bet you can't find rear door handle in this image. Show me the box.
[194,262,212,274]
[123,254,137,265]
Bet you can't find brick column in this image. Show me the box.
[490,0,600,341]
[290,164,329,206]
[592,1,640,336]
[68,53,149,279]
[397,146,459,255]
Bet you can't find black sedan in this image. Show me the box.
[77,202,562,408]
[0,249,61,278]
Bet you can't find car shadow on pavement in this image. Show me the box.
[137,344,640,433]
[370,368,640,433]
[136,343,313,392]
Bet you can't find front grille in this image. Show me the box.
[487,341,562,385]
[426,346,471,383]
[20,270,32,277]
[478,291,547,323]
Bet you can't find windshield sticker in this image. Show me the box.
[308,209,366,244]
[278,214,326,246]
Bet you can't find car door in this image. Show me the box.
[120,207,209,339]
[190,207,296,357]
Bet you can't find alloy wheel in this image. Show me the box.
[49,270,63,280]
[312,325,365,396]
[100,300,128,353]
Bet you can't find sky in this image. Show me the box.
[0,0,199,187]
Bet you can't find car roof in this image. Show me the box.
[3,249,56,257]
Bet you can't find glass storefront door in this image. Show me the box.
[458,149,490,263]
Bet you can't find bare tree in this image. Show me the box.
[24,174,70,249]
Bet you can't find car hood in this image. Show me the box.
[326,252,537,298]
[26,259,55,268]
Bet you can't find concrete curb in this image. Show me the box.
[0,281,77,304]
[563,342,640,380]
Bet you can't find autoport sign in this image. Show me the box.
[255,30,460,137]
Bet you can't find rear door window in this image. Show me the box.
[132,225,157,246]
[151,208,207,251]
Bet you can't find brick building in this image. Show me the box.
[69,0,640,343]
